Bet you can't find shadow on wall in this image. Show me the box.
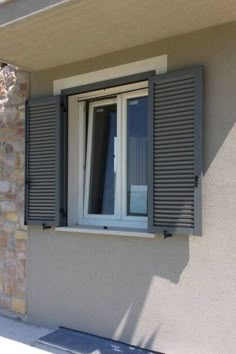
[110,61,236,348]
[106,236,189,347]
[36,230,190,350]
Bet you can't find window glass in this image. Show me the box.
[88,103,117,215]
[127,96,148,216]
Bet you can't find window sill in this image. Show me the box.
[54,226,157,239]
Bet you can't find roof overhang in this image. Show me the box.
[0,0,236,71]
[0,0,69,27]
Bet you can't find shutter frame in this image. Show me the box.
[148,66,203,236]
[25,95,67,227]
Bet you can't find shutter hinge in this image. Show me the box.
[60,208,67,218]
[164,230,172,239]
[61,103,68,113]
[195,176,199,187]
[42,224,52,230]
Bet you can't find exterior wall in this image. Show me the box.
[28,22,236,354]
[0,65,29,314]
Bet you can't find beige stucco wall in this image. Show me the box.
[28,22,236,354]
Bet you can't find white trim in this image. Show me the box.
[116,94,122,220]
[77,219,147,229]
[53,55,167,95]
[83,98,118,220]
[55,227,157,239]
[76,81,147,101]
[121,89,148,222]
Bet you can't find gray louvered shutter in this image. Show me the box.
[148,66,203,236]
[25,96,67,227]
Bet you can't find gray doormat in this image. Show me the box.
[38,327,163,354]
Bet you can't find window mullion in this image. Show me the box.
[121,94,127,221]
[83,105,94,218]
[78,101,86,222]
[115,95,122,220]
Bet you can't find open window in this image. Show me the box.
[78,84,148,229]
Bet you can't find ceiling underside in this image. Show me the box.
[0,0,236,71]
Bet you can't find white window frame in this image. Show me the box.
[57,55,168,230]
[83,97,120,221]
[121,89,148,223]
[76,84,148,229]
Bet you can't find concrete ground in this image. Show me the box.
[0,314,157,354]
[0,314,68,353]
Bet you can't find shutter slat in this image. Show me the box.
[155,97,195,108]
[154,129,194,138]
[156,223,193,228]
[154,161,194,166]
[148,66,203,235]
[29,152,56,157]
[29,127,56,134]
[157,88,194,99]
[28,202,56,207]
[28,172,55,177]
[29,148,56,154]
[29,135,56,142]
[28,186,55,190]
[155,144,194,151]
[156,183,194,187]
[154,105,194,115]
[156,151,194,157]
[156,154,194,161]
[157,119,193,129]
[154,202,194,207]
[155,216,194,222]
[28,163,56,168]
[29,193,55,197]
[156,111,194,121]
[155,187,194,191]
[26,96,67,226]
[28,143,57,149]
[154,166,194,171]
[28,157,55,162]
[153,197,194,201]
[29,107,57,114]
[157,209,194,215]
[157,138,194,145]
[156,79,194,92]
[29,124,56,131]
[156,123,194,131]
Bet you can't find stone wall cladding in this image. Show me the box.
[0,64,29,315]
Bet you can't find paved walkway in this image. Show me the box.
[0,315,65,353]
[0,315,157,354]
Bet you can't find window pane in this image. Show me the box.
[127,96,148,216]
[88,103,117,215]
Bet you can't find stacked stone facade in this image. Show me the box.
[0,65,29,314]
